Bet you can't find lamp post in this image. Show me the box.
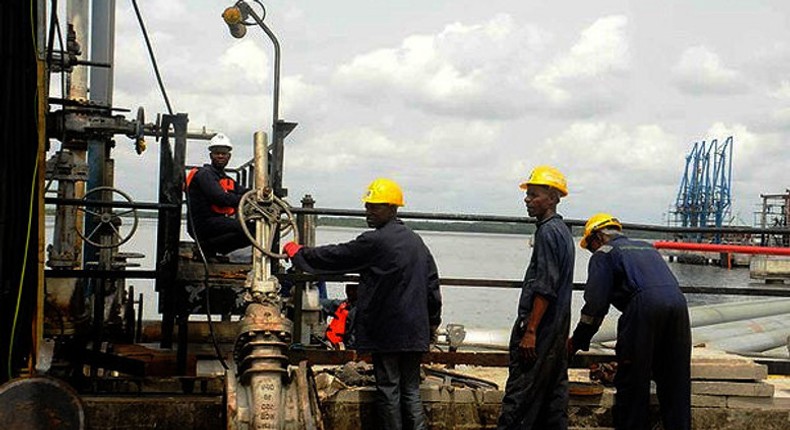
[222,1,296,198]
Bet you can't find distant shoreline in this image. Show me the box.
[46,209,665,239]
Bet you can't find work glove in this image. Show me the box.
[283,241,303,258]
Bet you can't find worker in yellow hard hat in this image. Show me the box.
[579,212,622,250]
[283,178,441,430]
[569,213,691,430]
[498,165,575,430]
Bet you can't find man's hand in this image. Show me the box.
[283,241,303,258]
[519,329,538,362]
[567,337,578,361]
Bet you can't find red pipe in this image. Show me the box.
[653,241,790,256]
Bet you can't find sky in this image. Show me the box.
[54,0,790,225]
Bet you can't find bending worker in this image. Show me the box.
[498,165,575,430]
[283,178,442,430]
[186,133,250,258]
[569,213,691,430]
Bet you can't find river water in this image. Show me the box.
[49,220,759,330]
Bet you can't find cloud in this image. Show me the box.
[64,1,790,226]
[769,80,790,100]
[286,121,503,173]
[333,14,631,120]
[332,14,552,119]
[747,43,790,86]
[532,15,630,115]
[507,121,681,221]
[218,40,271,87]
[283,121,505,211]
[672,45,747,95]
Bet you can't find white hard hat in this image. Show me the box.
[208,133,233,151]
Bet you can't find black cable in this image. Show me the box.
[185,182,229,370]
[45,0,57,72]
[130,0,174,115]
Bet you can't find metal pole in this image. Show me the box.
[89,0,115,103]
[239,2,294,199]
[251,131,272,298]
[85,0,116,265]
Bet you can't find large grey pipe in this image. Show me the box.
[457,299,790,350]
[691,314,790,345]
[592,298,790,343]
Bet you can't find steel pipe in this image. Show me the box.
[654,241,790,256]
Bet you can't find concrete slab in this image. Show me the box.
[726,396,790,410]
[767,376,790,398]
[691,394,727,407]
[691,361,768,381]
[692,381,775,397]
[750,255,790,280]
[482,390,504,404]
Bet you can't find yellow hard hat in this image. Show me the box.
[519,165,568,197]
[362,178,404,206]
[580,213,622,249]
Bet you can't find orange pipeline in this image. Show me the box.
[653,241,790,256]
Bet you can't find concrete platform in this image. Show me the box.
[73,369,790,429]
[751,255,790,282]
[320,383,790,429]
[320,348,790,429]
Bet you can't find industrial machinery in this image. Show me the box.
[668,136,734,242]
[1,0,323,428]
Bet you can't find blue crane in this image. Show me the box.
[670,136,733,242]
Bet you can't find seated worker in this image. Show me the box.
[323,283,359,350]
[185,133,250,258]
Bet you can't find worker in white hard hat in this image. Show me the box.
[185,133,250,258]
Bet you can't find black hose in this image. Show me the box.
[185,184,229,370]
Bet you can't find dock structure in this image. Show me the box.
[57,347,789,429]
[310,348,790,430]
[5,1,790,429]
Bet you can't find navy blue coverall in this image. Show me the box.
[571,235,691,430]
[186,164,249,255]
[498,214,575,430]
[291,218,442,430]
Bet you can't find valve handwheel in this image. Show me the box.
[238,189,299,259]
[76,186,139,248]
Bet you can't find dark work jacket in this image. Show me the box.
[498,214,575,428]
[291,219,442,353]
[186,164,246,235]
[573,235,686,350]
[517,214,575,325]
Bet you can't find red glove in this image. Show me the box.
[283,241,303,258]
